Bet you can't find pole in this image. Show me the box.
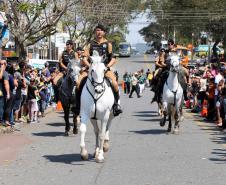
[49,36,52,59]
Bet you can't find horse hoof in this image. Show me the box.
[160,119,165,127]
[64,131,69,136]
[167,128,171,133]
[95,158,104,163]
[73,128,78,135]
[173,129,179,135]
[180,116,184,122]
[103,140,109,152]
[81,153,89,160]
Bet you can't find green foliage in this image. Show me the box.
[17,2,47,15]
[141,0,226,47]
[107,31,125,52]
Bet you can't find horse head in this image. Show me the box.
[169,55,180,73]
[67,59,81,83]
[89,51,107,94]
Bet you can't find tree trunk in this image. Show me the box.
[15,37,27,62]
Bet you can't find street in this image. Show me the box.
[0,55,226,185]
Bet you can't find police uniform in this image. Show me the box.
[74,39,122,116]
[60,50,76,72]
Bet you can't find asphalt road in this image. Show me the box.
[0,55,226,185]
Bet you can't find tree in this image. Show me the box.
[4,0,79,61]
[141,0,226,48]
[60,0,146,49]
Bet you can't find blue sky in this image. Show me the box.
[126,14,149,45]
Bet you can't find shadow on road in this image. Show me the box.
[32,131,64,137]
[43,153,85,165]
[187,111,226,164]
[135,111,157,114]
[209,148,226,164]
[47,122,65,127]
[133,111,159,121]
[129,129,166,135]
[131,61,154,64]
[139,118,162,122]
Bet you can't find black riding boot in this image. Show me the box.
[113,91,123,116]
[72,88,81,115]
[71,77,87,115]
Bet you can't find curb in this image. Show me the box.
[0,107,55,135]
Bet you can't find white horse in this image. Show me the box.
[79,52,115,163]
[160,55,184,134]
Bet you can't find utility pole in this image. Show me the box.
[49,36,52,60]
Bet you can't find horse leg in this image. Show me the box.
[173,110,180,135]
[179,101,184,122]
[73,114,79,135]
[62,104,70,136]
[96,114,109,163]
[160,102,167,127]
[91,119,99,159]
[80,121,88,160]
[103,115,114,152]
[167,107,172,132]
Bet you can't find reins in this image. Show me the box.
[86,72,106,120]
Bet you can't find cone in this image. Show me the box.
[201,100,208,117]
[56,101,63,111]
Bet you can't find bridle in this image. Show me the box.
[86,62,107,120]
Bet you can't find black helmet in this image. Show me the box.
[95,24,107,32]
[66,40,73,45]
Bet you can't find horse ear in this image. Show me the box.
[92,50,99,57]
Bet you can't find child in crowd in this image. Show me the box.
[27,78,39,123]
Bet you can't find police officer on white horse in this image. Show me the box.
[74,24,123,116]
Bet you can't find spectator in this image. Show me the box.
[123,72,131,94]
[12,71,25,123]
[214,69,224,125]
[138,69,146,96]
[0,60,10,125]
[129,73,141,98]
[27,78,39,123]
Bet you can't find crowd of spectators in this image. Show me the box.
[186,62,226,131]
[123,69,152,98]
[122,59,226,132]
[0,59,55,127]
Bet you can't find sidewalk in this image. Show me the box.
[0,107,55,134]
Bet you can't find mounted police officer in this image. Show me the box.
[74,24,122,116]
[59,40,78,73]
[151,39,177,103]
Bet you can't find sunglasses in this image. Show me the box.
[66,43,72,46]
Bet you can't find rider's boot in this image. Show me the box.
[71,77,87,115]
[71,87,77,114]
[113,91,123,116]
[72,88,81,115]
